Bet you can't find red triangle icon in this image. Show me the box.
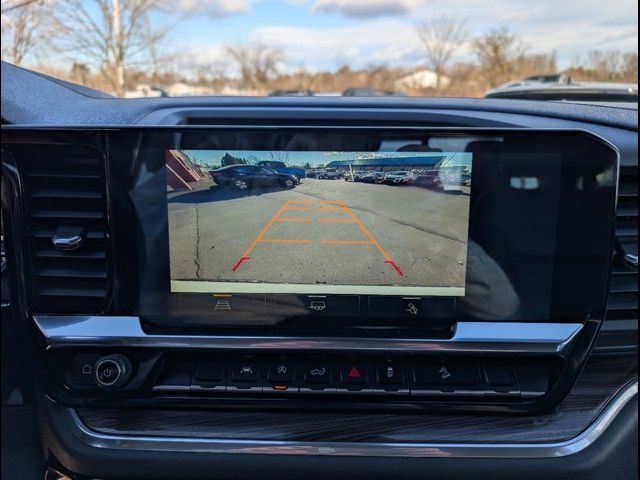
[348,366,361,378]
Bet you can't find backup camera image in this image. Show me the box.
[166,150,472,296]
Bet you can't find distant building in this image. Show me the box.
[326,154,447,174]
[166,150,207,191]
[395,69,450,91]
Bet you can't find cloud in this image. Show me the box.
[312,0,428,18]
[177,0,251,17]
[252,20,429,69]
[173,0,638,76]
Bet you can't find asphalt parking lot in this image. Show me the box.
[168,177,470,289]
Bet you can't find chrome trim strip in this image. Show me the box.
[34,316,583,354]
[66,381,637,458]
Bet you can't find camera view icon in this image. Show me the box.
[308,301,326,311]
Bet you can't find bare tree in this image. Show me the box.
[269,151,290,164]
[71,62,90,84]
[415,15,468,90]
[588,50,623,80]
[622,51,638,82]
[225,42,282,90]
[52,0,170,96]
[472,27,528,87]
[1,0,52,65]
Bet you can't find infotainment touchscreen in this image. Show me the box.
[166,150,472,297]
[72,127,613,333]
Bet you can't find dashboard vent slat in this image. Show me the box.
[30,210,104,220]
[609,273,638,293]
[598,164,638,352]
[29,189,103,200]
[33,249,106,260]
[20,144,109,314]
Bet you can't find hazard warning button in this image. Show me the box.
[338,363,370,389]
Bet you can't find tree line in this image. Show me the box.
[1,1,637,97]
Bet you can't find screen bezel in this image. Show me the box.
[1,126,619,337]
[118,127,618,335]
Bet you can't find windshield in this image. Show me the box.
[1,0,637,102]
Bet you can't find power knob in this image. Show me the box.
[94,354,132,389]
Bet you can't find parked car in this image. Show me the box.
[255,160,305,181]
[319,168,341,179]
[437,167,471,186]
[342,88,405,97]
[415,168,470,192]
[344,170,367,181]
[210,165,297,190]
[384,171,417,185]
[360,171,386,183]
[485,80,638,106]
[415,170,443,188]
[269,89,314,96]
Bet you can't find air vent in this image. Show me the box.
[20,144,108,314]
[597,164,638,352]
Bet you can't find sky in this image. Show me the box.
[184,150,468,167]
[158,0,638,74]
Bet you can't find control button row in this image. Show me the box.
[179,357,528,398]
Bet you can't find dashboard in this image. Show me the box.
[0,62,637,480]
[1,125,618,414]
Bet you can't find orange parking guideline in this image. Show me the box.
[284,206,313,211]
[318,217,354,223]
[339,205,404,276]
[321,240,371,245]
[339,205,391,260]
[232,198,403,276]
[277,217,313,222]
[258,238,312,244]
[238,199,294,258]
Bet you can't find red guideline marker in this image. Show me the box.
[384,260,404,277]
[232,256,250,272]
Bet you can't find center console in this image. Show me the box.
[1,126,618,414]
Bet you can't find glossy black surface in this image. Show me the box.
[77,354,636,443]
[1,127,618,337]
